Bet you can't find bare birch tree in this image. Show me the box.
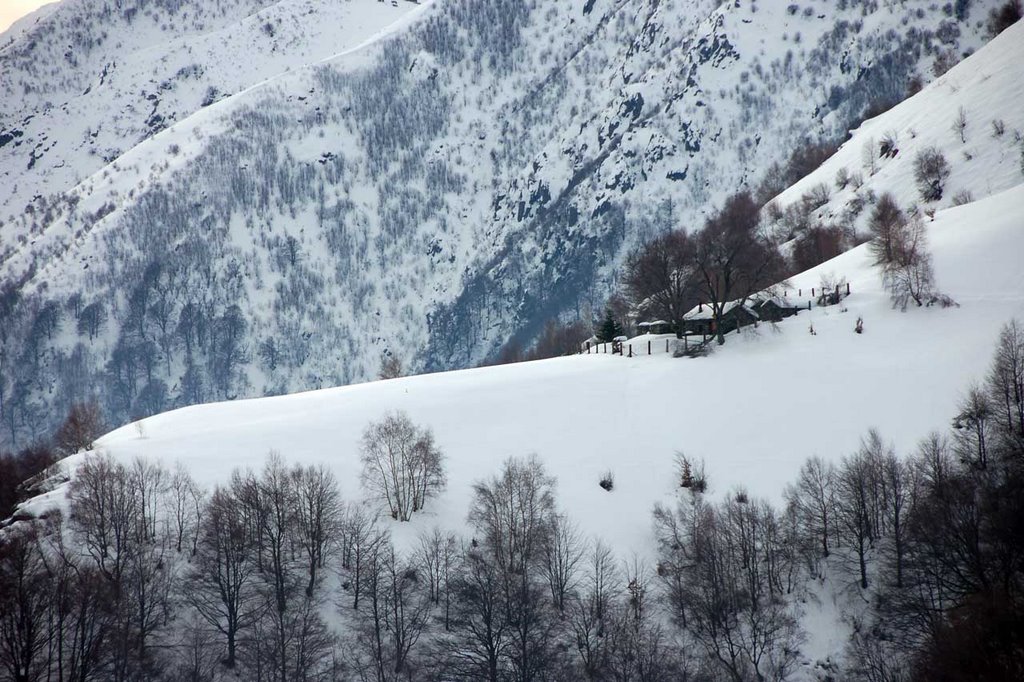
[360,412,445,521]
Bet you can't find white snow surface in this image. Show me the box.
[23,182,1024,563]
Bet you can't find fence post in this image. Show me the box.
[666,338,670,353]
[808,300,812,310]
[629,344,633,358]
[648,340,651,355]
[847,282,851,295]
[811,287,815,297]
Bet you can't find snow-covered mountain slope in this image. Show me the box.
[768,18,1024,237]
[22,181,1024,563]
[0,0,1014,446]
[0,0,420,226]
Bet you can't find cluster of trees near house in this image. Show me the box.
[1,320,1021,681]
[620,191,787,345]
[588,168,948,353]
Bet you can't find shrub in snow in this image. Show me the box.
[804,182,831,208]
[835,166,851,190]
[952,189,974,206]
[599,471,614,491]
[675,453,707,493]
[879,132,899,159]
[914,147,951,201]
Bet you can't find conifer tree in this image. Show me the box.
[596,308,623,342]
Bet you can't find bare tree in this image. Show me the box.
[693,192,786,345]
[880,214,936,310]
[291,463,342,597]
[52,400,105,456]
[987,0,1023,37]
[417,527,459,629]
[68,454,176,676]
[867,193,905,266]
[542,514,584,615]
[952,106,968,143]
[165,616,222,682]
[622,230,698,337]
[440,543,509,682]
[69,453,137,583]
[225,454,341,682]
[880,451,913,589]
[188,486,264,669]
[255,453,303,682]
[168,462,204,555]
[0,523,50,682]
[350,540,431,681]
[836,433,888,590]
[37,516,118,682]
[987,319,1024,454]
[784,456,838,561]
[360,412,445,521]
[952,386,994,470]
[654,489,803,682]
[568,541,616,679]
[459,455,563,681]
[338,503,388,611]
[604,556,682,682]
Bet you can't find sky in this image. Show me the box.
[0,0,53,34]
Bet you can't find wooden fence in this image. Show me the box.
[582,335,708,357]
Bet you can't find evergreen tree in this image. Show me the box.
[596,308,624,342]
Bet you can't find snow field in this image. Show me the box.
[26,184,1024,573]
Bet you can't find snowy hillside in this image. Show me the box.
[24,179,1024,554]
[12,173,1024,678]
[0,0,420,226]
[1,0,1012,446]
[768,18,1024,237]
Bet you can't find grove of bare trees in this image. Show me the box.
[623,191,786,345]
[2,320,1023,680]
